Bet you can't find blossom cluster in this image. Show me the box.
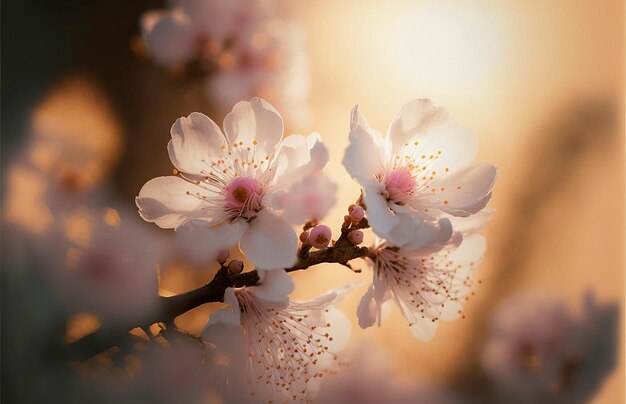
[134,96,497,399]
[343,99,496,340]
[2,1,620,402]
[3,86,618,403]
[140,0,311,125]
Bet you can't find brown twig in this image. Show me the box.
[64,220,369,361]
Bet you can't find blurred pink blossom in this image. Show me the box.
[482,291,618,403]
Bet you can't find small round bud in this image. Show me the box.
[299,230,310,244]
[308,225,332,249]
[228,259,244,274]
[348,205,365,222]
[216,249,230,264]
[348,230,364,245]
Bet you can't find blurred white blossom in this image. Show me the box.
[274,174,337,225]
[312,340,462,404]
[47,208,161,322]
[482,291,618,403]
[141,0,311,125]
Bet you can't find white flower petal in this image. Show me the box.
[447,209,495,235]
[322,307,352,352]
[427,162,497,217]
[392,217,453,253]
[168,112,227,175]
[174,220,247,266]
[445,234,487,267]
[201,289,244,351]
[141,10,196,66]
[223,98,283,156]
[363,185,400,241]
[409,317,438,341]
[387,98,449,155]
[303,283,359,309]
[273,132,329,190]
[240,209,297,269]
[342,105,387,185]
[415,122,478,175]
[250,269,294,304]
[276,174,337,224]
[136,176,208,229]
[357,286,378,329]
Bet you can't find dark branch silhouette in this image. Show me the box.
[64,217,370,361]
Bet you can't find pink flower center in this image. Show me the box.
[384,167,416,204]
[225,176,262,216]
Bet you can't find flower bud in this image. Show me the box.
[228,259,244,274]
[348,230,364,245]
[348,205,365,222]
[308,225,332,249]
[299,230,310,244]
[216,249,230,264]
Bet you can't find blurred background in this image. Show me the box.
[2,0,623,402]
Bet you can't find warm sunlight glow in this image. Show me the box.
[388,2,508,96]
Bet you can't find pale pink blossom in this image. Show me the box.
[206,21,312,126]
[136,98,327,268]
[141,1,312,125]
[342,100,496,250]
[312,341,462,404]
[140,0,275,67]
[49,208,161,322]
[202,269,353,401]
[357,234,486,341]
[110,341,211,404]
[482,291,618,403]
[165,219,246,269]
[273,174,337,225]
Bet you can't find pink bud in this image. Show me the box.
[348,230,364,245]
[228,259,244,274]
[349,205,365,222]
[299,230,310,244]
[308,225,332,249]
[216,249,230,264]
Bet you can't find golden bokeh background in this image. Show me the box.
[2,0,623,402]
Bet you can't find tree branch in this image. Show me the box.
[63,228,368,361]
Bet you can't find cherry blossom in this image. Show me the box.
[482,291,618,403]
[313,341,462,404]
[342,99,496,250]
[140,1,311,125]
[273,174,337,226]
[202,269,352,401]
[357,234,486,341]
[164,219,246,269]
[50,208,161,322]
[136,98,326,268]
[206,20,312,126]
[140,0,275,67]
